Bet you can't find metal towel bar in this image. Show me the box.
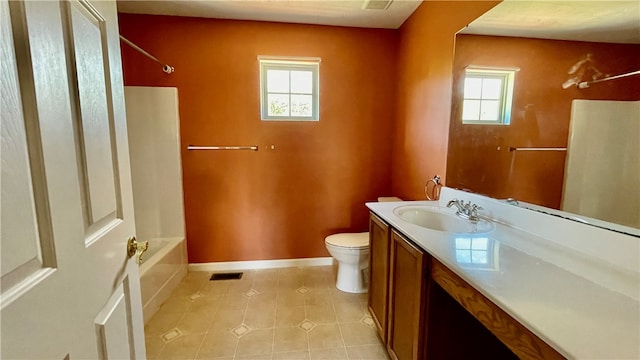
[187,145,258,151]
[509,147,566,152]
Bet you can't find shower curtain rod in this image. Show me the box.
[119,35,174,74]
[578,69,640,89]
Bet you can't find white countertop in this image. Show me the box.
[366,191,639,359]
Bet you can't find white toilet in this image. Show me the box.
[325,232,370,293]
[325,196,402,293]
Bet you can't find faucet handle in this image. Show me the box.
[470,204,483,215]
[468,204,483,222]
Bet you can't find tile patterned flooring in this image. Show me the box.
[145,265,389,359]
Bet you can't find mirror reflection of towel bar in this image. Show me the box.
[509,147,566,152]
[187,145,258,151]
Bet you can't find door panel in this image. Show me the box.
[387,230,426,360]
[62,0,121,242]
[0,0,57,307]
[0,55,40,278]
[368,212,390,342]
[95,281,134,360]
[1,0,145,358]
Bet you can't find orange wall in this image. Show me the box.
[391,1,500,200]
[447,35,640,208]
[119,15,398,263]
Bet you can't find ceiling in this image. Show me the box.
[116,0,422,29]
[461,0,640,44]
[117,0,640,43]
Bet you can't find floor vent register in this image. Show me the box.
[209,272,243,281]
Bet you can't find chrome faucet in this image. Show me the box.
[447,199,483,223]
[447,199,466,213]
[505,198,519,206]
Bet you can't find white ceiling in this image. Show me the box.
[461,0,640,44]
[117,0,640,43]
[116,0,423,29]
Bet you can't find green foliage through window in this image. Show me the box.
[260,59,319,121]
[462,68,516,125]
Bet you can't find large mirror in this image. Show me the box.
[446,1,640,236]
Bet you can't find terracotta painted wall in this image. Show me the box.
[391,1,501,200]
[447,35,640,208]
[118,15,398,263]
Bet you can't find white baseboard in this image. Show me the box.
[188,257,335,272]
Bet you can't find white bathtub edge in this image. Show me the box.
[140,237,187,324]
[139,236,184,277]
[142,265,187,324]
[188,257,334,272]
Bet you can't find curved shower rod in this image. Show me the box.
[119,35,174,74]
[577,70,640,89]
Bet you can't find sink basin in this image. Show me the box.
[393,205,494,233]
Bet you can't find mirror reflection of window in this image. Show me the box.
[455,236,499,270]
[461,68,516,125]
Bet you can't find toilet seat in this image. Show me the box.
[325,232,368,249]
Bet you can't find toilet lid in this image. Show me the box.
[325,232,369,248]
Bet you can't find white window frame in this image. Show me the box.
[259,57,320,121]
[454,236,499,271]
[461,67,516,125]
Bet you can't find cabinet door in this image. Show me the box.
[387,230,427,360]
[368,212,391,342]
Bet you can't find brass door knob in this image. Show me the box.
[127,236,149,264]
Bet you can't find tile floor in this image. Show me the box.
[145,265,389,360]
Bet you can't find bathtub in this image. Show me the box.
[139,237,188,324]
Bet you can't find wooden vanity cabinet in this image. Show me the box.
[368,213,391,342]
[368,212,562,360]
[368,213,429,360]
[430,260,564,360]
[387,229,427,360]
[424,269,518,359]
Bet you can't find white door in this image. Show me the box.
[1,0,145,358]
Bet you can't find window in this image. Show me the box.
[259,58,319,121]
[455,237,489,265]
[462,68,516,125]
[454,236,498,271]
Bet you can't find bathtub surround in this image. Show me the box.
[124,86,186,241]
[125,86,188,322]
[139,237,188,324]
[563,100,640,229]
